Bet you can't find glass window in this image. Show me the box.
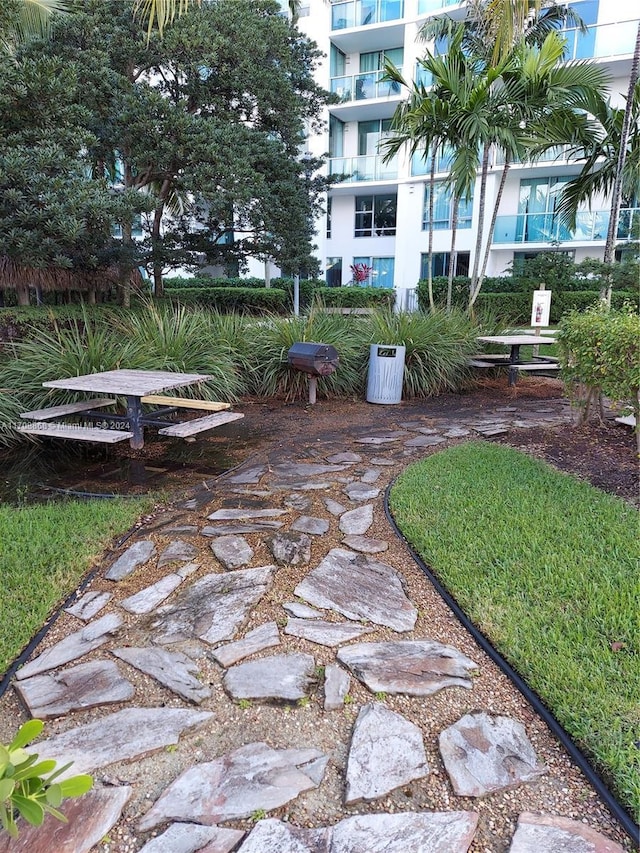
[423,183,473,230]
[326,196,332,238]
[330,45,346,77]
[353,256,395,288]
[359,48,404,72]
[355,194,397,236]
[326,257,342,287]
[358,119,392,156]
[329,115,345,158]
[420,252,470,278]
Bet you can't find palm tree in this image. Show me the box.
[133,0,302,39]
[1,0,68,52]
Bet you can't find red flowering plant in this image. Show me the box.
[349,262,372,286]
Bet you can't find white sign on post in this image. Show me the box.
[531,290,552,327]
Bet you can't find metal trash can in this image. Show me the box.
[366,344,405,404]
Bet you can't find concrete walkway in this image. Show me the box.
[1,395,633,853]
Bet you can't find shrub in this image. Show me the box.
[314,286,395,310]
[558,306,640,450]
[0,719,92,838]
[363,308,479,397]
[164,287,288,314]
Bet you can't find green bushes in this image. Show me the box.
[558,307,640,449]
[314,286,395,310]
[164,287,289,314]
[418,288,638,326]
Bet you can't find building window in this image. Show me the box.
[420,252,470,279]
[551,1,598,60]
[423,183,473,230]
[329,115,345,158]
[326,257,342,287]
[358,119,392,156]
[353,256,395,288]
[326,196,332,238]
[355,194,397,237]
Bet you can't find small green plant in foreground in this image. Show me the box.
[237,699,252,710]
[251,808,267,822]
[0,720,93,838]
[390,442,640,818]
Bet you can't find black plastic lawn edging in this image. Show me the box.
[383,481,640,845]
[0,525,139,701]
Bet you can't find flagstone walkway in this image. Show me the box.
[0,396,634,853]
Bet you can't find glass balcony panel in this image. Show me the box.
[594,21,637,58]
[331,76,352,102]
[418,0,460,11]
[329,155,397,182]
[332,2,354,29]
[617,208,640,239]
[492,210,629,243]
[331,0,403,30]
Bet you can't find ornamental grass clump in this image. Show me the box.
[247,309,369,400]
[364,308,478,397]
[114,301,245,401]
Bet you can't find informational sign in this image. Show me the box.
[531,290,552,327]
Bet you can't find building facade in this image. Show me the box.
[292,0,639,307]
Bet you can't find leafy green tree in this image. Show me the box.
[43,0,329,297]
[0,0,68,53]
[0,48,145,305]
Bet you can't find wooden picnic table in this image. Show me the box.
[476,335,558,387]
[19,369,242,449]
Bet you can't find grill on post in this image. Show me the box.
[287,342,340,404]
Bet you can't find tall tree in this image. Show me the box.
[43,0,329,296]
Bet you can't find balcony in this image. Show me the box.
[563,20,638,62]
[331,0,404,30]
[492,208,640,244]
[329,154,399,185]
[418,0,462,14]
[330,0,405,53]
[331,68,403,103]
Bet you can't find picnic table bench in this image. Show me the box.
[17,369,243,449]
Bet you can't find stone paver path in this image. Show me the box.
[3,396,632,853]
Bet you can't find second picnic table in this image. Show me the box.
[475,335,558,386]
[19,369,243,449]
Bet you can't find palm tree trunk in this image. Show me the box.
[469,144,490,298]
[447,197,460,312]
[602,21,640,303]
[471,160,511,308]
[427,152,436,310]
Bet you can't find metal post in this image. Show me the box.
[293,274,300,317]
[126,396,145,450]
[308,376,317,405]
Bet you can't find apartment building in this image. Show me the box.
[291,0,639,307]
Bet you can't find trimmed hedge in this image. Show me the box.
[314,286,395,309]
[164,287,289,314]
[417,281,638,322]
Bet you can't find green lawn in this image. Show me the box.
[390,442,640,820]
[0,497,153,674]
